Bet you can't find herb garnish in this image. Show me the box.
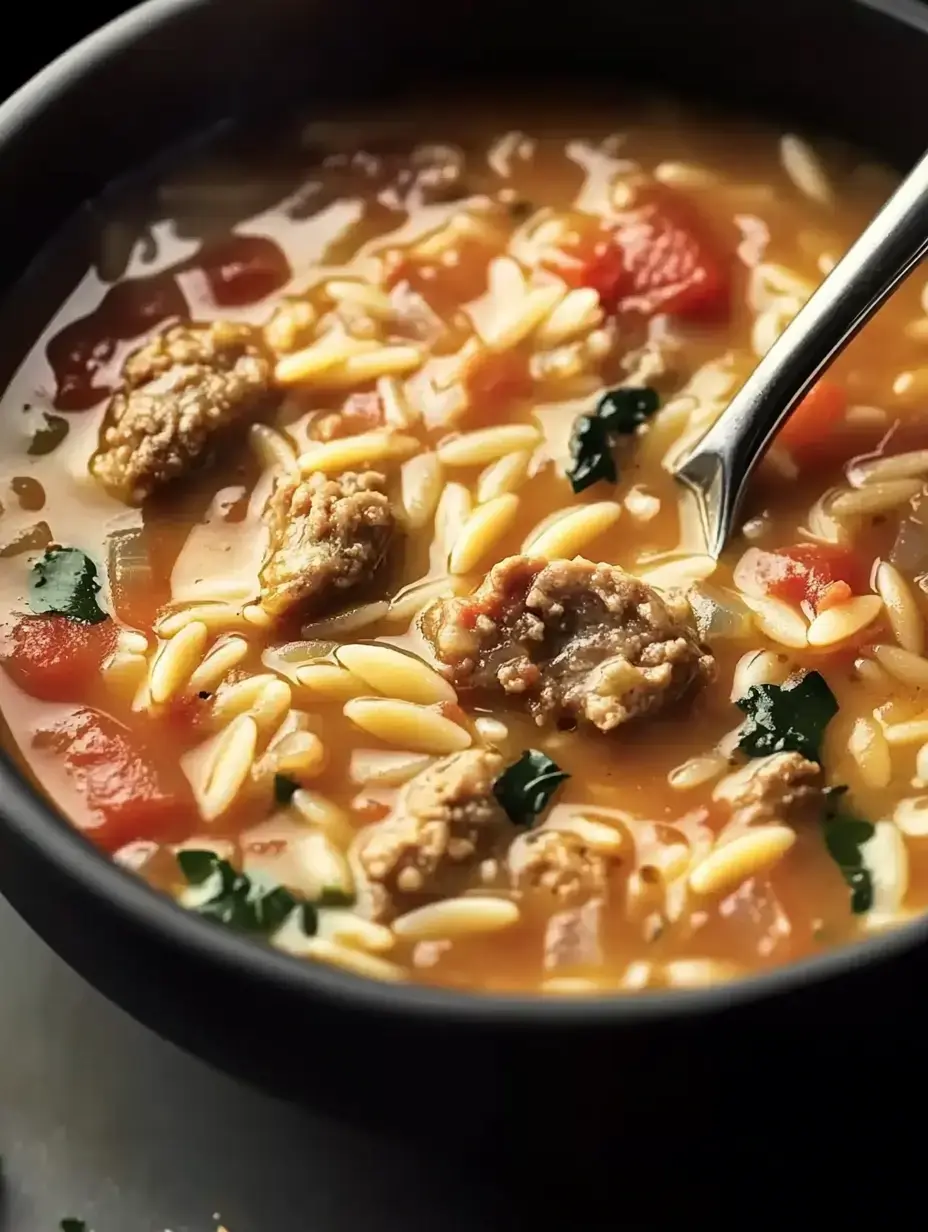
[27,412,69,456]
[176,851,357,935]
[60,1221,87,1232]
[274,773,300,805]
[821,786,875,914]
[29,547,107,625]
[493,750,570,826]
[177,850,304,935]
[566,386,660,494]
[736,670,838,763]
[317,886,356,908]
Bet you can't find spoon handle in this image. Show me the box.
[675,147,928,557]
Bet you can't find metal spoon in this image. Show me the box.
[673,147,928,559]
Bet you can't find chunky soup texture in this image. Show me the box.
[0,101,925,995]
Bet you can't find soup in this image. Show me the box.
[0,99,924,995]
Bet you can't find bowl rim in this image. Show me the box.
[2,0,928,1030]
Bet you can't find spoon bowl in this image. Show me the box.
[674,147,928,558]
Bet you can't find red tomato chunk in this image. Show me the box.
[736,544,868,614]
[776,379,847,460]
[33,707,197,852]
[550,190,730,320]
[0,614,117,702]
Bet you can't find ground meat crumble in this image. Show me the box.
[356,749,506,922]
[425,555,715,732]
[259,469,394,621]
[91,320,274,503]
[713,751,824,827]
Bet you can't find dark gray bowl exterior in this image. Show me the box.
[0,0,927,1148]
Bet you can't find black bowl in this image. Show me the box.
[1,0,927,1149]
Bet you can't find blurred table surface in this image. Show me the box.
[0,896,527,1232]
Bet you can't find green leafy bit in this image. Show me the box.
[596,386,661,434]
[176,851,357,936]
[60,1221,88,1232]
[29,547,107,625]
[736,670,838,763]
[177,850,300,934]
[566,385,660,494]
[317,886,356,908]
[567,415,616,493]
[274,773,300,805]
[27,412,69,456]
[493,750,570,826]
[822,787,874,915]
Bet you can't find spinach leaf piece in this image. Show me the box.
[596,386,661,434]
[274,773,300,805]
[493,750,570,826]
[29,547,107,625]
[177,852,349,936]
[736,670,838,763]
[177,851,299,934]
[28,412,69,456]
[566,385,660,494]
[317,886,356,908]
[821,787,875,915]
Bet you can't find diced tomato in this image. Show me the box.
[193,234,291,309]
[0,615,117,702]
[777,379,847,458]
[548,190,730,320]
[47,273,188,411]
[735,544,868,615]
[45,234,289,411]
[33,707,197,852]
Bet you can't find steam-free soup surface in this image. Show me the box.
[1,99,925,994]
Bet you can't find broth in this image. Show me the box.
[0,98,924,994]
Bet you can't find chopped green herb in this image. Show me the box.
[60,1221,87,1232]
[274,773,300,805]
[596,386,661,434]
[822,788,874,914]
[177,851,339,936]
[27,412,69,456]
[29,547,107,625]
[317,886,356,908]
[567,415,616,493]
[493,750,570,826]
[301,901,319,936]
[176,849,219,885]
[565,385,659,493]
[736,670,838,763]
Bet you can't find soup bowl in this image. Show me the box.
[0,0,926,1148]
